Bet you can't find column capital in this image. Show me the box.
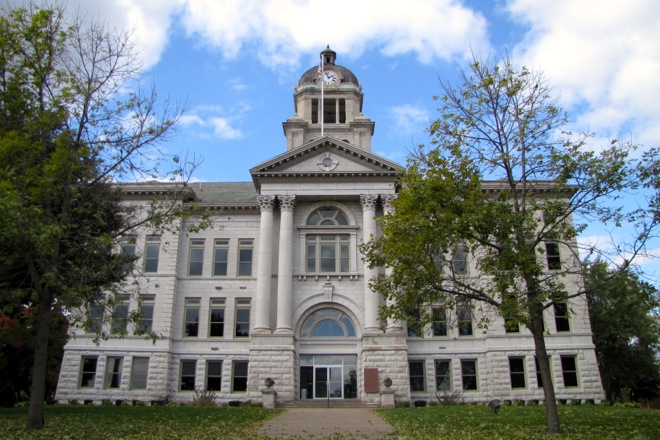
[359,194,379,211]
[278,195,296,212]
[381,194,397,214]
[257,195,275,212]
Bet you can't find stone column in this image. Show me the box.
[275,195,295,334]
[382,194,404,334]
[254,195,274,333]
[361,194,381,333]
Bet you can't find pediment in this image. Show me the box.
[250,137,402,188]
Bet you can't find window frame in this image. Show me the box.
[461,359,478,391]
[434,360,452,392]
[188,238,205,276]
[213,238,229,276]
[80,356,98,388]
[508,356,527,389]
[130,357,149,390]
[104,356,123,389]
[560,355,579,388]
[111,294,130,335]
[232,360,249,393]
[143,235,161,273]
[554,301,571,332]
[457,304,473,336]
[206,360,223,391]
[209,298,225,337]
[180,360,197,391]
[409,360,426,392]
[407,308,422,338]
[137,295,155,334]
[305,234,350,273]
[87,302,103,334]
[184,298,201,338]
[432,307,447,337]
[545,242,561,270]
[535,356,551,389]
[237,239,254,277]
[452,243,468,275]
[235,298,251,337]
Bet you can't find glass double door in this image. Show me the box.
[313,366,343,399]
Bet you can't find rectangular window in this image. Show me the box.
[206,360,222,391]
[432,308,447,336]
[184,298,201,337]
[311,98,346,124]
[237,239,254,276]
[80,356,98,388]
[120,235,137,271]
[435,360,451,391]
[137,295,155,334]
[111,295,130,334]
[409,360,426,392]
[509,357,526,389]
[560,355,579,387]
[407,308,421,337]
[505,317,520,333]
[144,235,161,273]
[545,242,561,270]
[130,357,149,390]
[87,302,103,334]
[457,304,473,336]
[461,360,478,391]
[213,239,229,276]
[535,356,551,388]
[232,361,248,392]
[306,235,350,273]
[452,243,468,274]
[209,298,225,337]
[235,298,251,337]
[180,360,197,391]
[105,357,123,389]
[554,302,570,332]
[188,238,205,276]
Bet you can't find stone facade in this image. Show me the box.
[55,47,604,406]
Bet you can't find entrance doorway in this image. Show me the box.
[299,355,357,400]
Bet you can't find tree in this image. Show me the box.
[584,261,660,402]
[360,54,658,433]
[0,2,198,429]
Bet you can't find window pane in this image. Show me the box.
[80,357,98,388]
[213,244,228,276]
[509,357,526,389]
[435,360,451,391]
[180,360,196,391]
[461,360,478,391]
[131,357,149,390]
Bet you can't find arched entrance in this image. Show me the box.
[298,308,358,400]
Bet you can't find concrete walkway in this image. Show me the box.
[258,408,394,439]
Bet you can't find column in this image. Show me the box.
[360,194,381,333]
[254,195,274,333]
[275,195,296,334]
[382,194,404,334]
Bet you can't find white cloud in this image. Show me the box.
[180,107,244,140]
[210,117,243,140]
[506,0,660,146]
[388,104,430,136]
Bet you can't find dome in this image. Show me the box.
[298,65,359,87]
[297,46,359,87]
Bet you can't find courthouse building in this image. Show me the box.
[55,47,604,406]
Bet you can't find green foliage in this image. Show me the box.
[584,261,660,402]
[191,389,217,407]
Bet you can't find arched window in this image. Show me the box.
[300,309,356,337]
[305,207,351,273]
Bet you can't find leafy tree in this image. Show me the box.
[585,261,660,402]
[0,2,199,429]
[361,54,658,433]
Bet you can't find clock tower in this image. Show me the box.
[283,46,375,151]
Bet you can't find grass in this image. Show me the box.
[0,405,282,439]
[376,405,660,439]
[0,404,658,439]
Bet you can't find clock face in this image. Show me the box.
[323,70,337,84]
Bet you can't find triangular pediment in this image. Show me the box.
[250,136,402,188]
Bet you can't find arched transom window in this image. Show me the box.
[305,207,351,273]
[301,308,356,337]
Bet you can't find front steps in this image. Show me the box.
[278,399,380,409]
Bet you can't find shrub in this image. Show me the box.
[68,400,79,406]
[502,400,512,406]
[414,400,427,407]
[101,400,113,406]
[14,401,29,408]
[570,399,581,406]
[526,399,539,406]
[585,399,595,405]
[192,389,217,406]
[228,400,242,407]
[557,399,567,406]
[435,390,463,406]
[512,399,525,406]
[395,400,411,408]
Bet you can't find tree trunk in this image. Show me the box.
[530,309,560,434]
[26,291,53,430]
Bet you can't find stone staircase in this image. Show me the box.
[278,399,380,409]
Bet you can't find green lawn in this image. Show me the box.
[376,405,660,439]
[1,404,659,439]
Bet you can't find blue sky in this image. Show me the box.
[10,0,660,282]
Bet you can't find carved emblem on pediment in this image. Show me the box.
[317,152,339,172]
